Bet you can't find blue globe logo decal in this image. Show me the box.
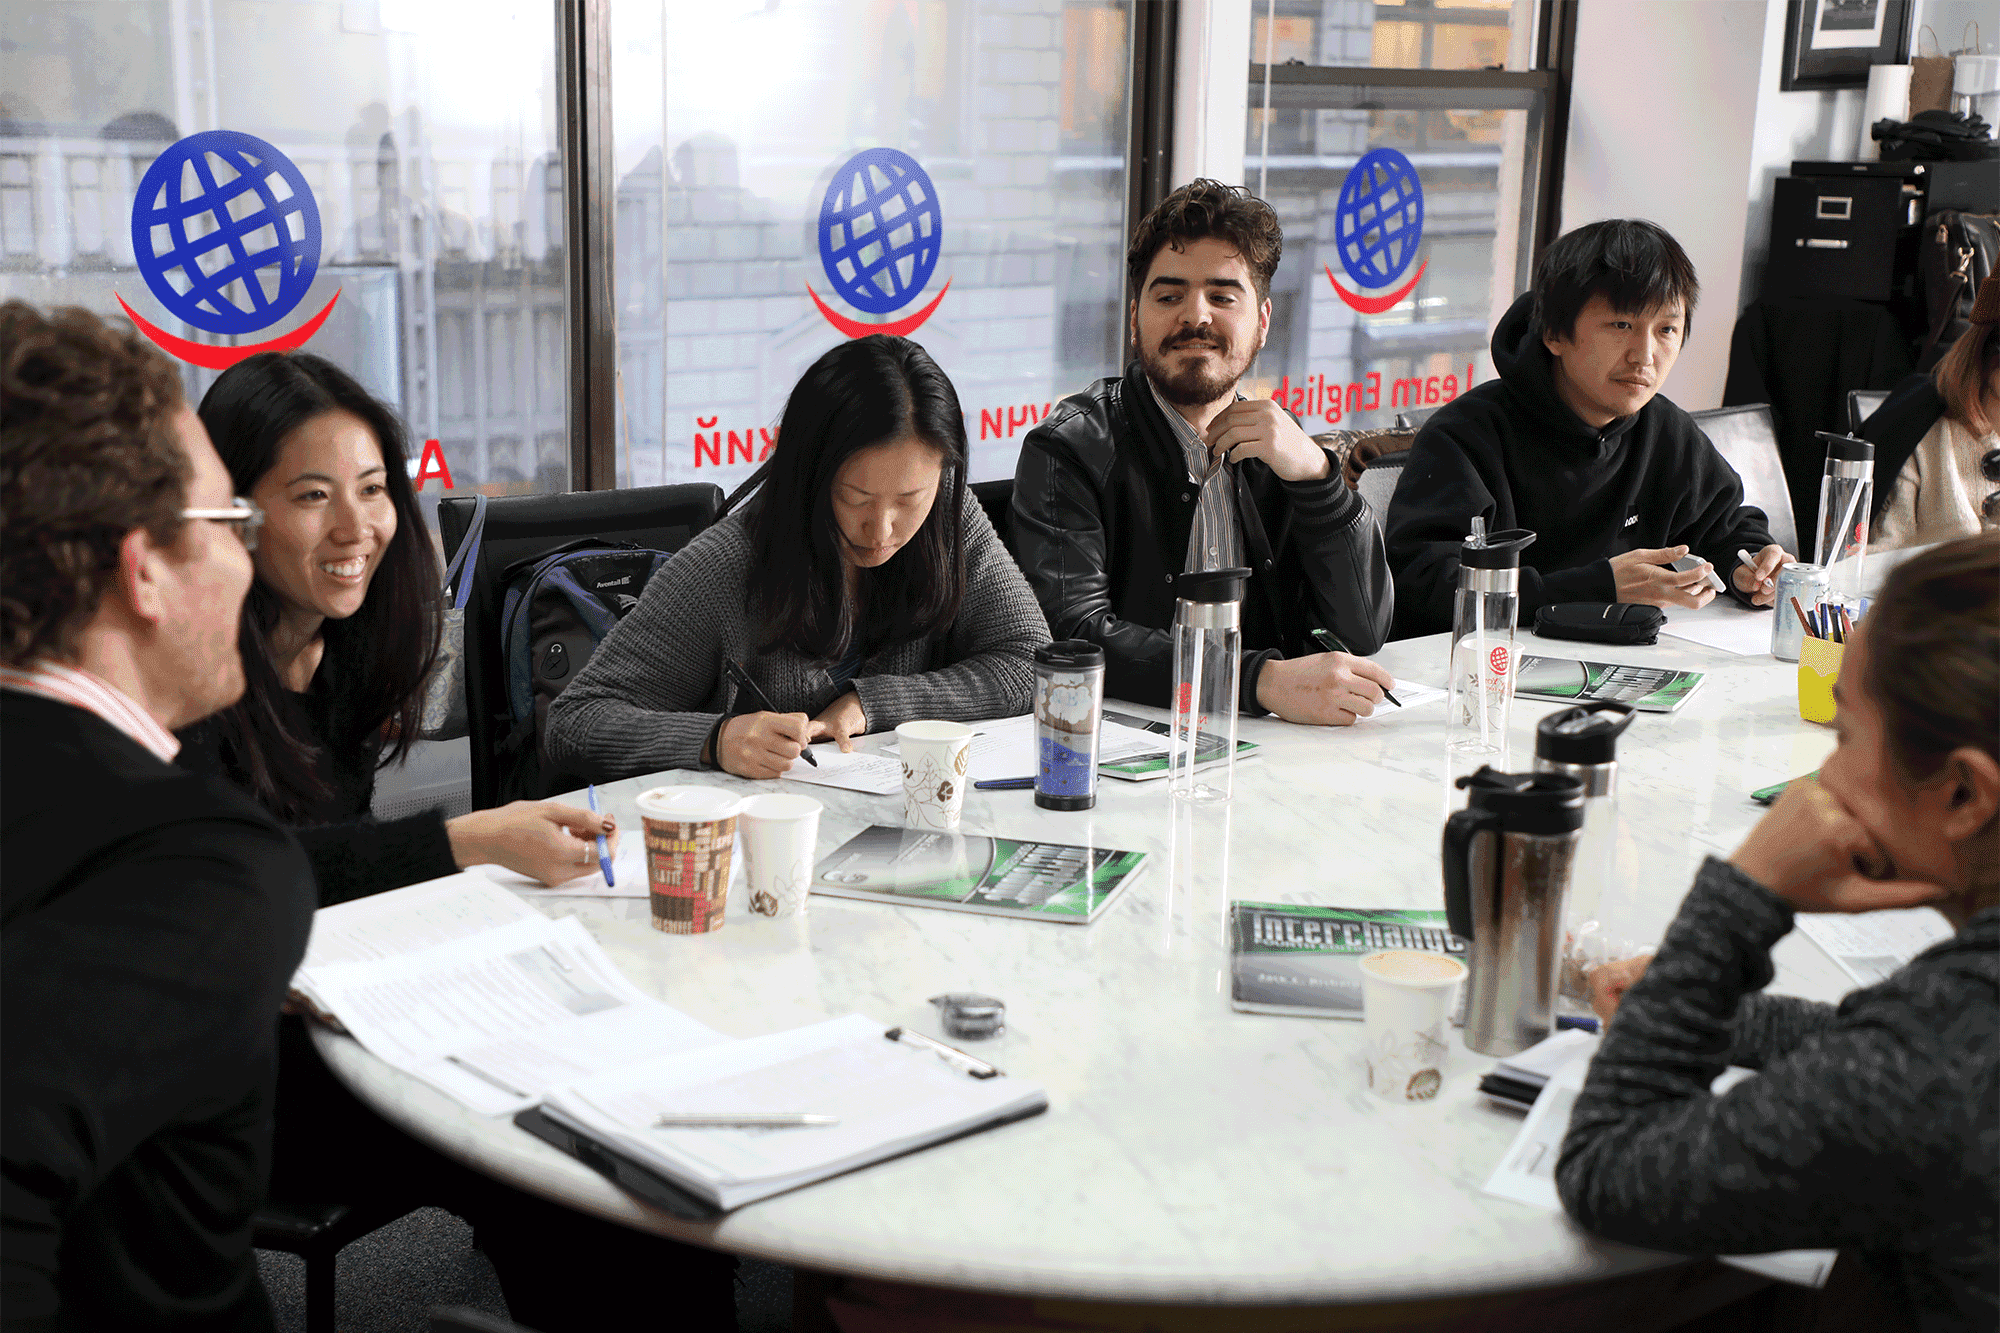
[1334,148,1423,290]
[130,130,321,337]
[817,148,941,316]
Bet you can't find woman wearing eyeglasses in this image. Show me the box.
[175,352,737,1333]
[1864,274,2000,547]
[177,352,614,902]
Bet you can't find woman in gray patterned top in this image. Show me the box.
[1560,534,1998,1333]
[546,335,1050,781]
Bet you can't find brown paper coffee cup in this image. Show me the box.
[635,786,744,935]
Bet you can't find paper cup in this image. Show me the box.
[739,792,822,919]
[1359,949,1467,1103]
[896,721,973,831]
[635,786,744,934]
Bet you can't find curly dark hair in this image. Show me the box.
[1126,178,1283,307]
[0,302,189,666]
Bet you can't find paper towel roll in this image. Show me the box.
[1860,64,1914,162]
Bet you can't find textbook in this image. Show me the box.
[1513,655,1706,713]
[1229,902,1469,1018]
[522,1013,1048,1215]
[813,825,1146,923]
[1097,710,1261,782]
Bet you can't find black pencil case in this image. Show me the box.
[1532,602,1666,646]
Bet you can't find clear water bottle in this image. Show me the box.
[1814,431,1873,609]
[1168,567,1248,804]
[1447,523,1537,761]
[1533,702,1637,1015]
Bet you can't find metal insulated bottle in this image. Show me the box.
[1448,524,1537,761]
[1534,703,1636,1013]
[1033,640,1105,811]
[1814,431,1874,608]
[1168,567,1248,804]
[1442,767,1586,1057]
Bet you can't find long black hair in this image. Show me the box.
[196,352,442,819]
[727,335,968,660]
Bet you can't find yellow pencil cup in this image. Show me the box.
[1797,637,1844,724]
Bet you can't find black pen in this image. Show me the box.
[722,659,817,766]
[1310,628,1401,707]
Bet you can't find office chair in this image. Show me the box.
[438,484,724,809]
[1688,403,1800,560]
[970,477,1014,550]
[255,1198,422,1333]
[1847,388,1889,434]
[1394,407,1437,432]
[430,1309,542,1333]
[1354,449,1411,534]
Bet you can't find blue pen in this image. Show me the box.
[1554,1015,1600,1033]
[587,783,614,887]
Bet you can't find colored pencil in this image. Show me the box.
[1790,596,1816,639]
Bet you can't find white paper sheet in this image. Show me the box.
[778,745,905,795]
[1482,1043,1835,1288]
[1659,607,1775,656]
[301,873,540,971]
[1794,908,1956,988]
[1354,680,1448,718]
[482,837,650,899]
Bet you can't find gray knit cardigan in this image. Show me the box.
[542,492,1051,781]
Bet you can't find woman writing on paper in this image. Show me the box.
[175,353,614,902]
[545,334,1050,781]
[1864,273,2000,548]
[1563,534,1998,1332]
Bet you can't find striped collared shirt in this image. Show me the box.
[0,658,180,762]
[1147,374,1244,574]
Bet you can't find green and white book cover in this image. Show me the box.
[1229,903,1468,1018]
[1097,710,1260,782]
[1514,655,1706,713]
[813,825,1146,924]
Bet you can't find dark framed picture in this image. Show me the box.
[1781,0,1913,91]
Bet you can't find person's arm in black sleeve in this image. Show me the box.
[290,811,458,906]
[1011,421,1179,707]
[1385,424,1613,638]
[1278,455,1393,655]
[1557,856,1933,1256]
[1,816,309,1327]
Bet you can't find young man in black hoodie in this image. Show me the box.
[1385,219,1796,639]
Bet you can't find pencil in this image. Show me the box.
[1310,628,1401,707]
[1838,606,1854,639]
[1790,596,1816,639]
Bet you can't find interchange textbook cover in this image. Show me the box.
[1514,655,1706,713]
[813,825,1146,924]
[1229,903,1469,1018]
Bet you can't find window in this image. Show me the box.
[1244,1,1563,429]
[0,0,568,516]
[611,0,1136,490]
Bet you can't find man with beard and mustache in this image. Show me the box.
[1010,179,1395,724]
[1384,219,1796,639]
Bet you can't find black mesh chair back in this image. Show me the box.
[438,484,723,809]
[970,477,1014,550]
[1687,403,1799,559]
[1847,388,1889,434]
[1355,449,1411,534]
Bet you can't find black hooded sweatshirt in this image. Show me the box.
[1384,293,1777,640]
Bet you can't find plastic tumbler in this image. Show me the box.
[1033,640,1105,811]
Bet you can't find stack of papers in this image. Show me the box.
[535,1014,1047,1212]
[1476,1028,1599,1108]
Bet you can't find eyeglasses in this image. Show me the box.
[1982,448,2000,531]
[181,496,265,552]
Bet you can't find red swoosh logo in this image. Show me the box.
[1325,260,1427,315]
[806,278,951,339]
[117,291,342,369]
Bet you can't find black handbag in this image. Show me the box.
[1532,602,1667,646]
[1917,208,2000,366]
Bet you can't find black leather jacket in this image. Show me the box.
[1010,362,1394,711]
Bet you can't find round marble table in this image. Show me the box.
[315,612,1857,1309]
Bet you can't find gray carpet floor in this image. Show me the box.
[256,1208,793,1332]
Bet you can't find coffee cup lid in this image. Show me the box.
[635,786,744,821]
[739,793,823,822]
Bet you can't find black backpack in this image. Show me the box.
[494,539,671,801]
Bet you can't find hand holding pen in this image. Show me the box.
[1310,628,1401,708]
[716,660,819,779]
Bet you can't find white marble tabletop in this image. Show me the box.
[316,603,1860,1305]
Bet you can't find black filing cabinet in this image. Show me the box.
[1765,175,1905,301]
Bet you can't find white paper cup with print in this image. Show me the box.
[738,793,822,919]
[1359,949,1468,1103]
[895,721,973,831]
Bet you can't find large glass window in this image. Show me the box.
[0,0,567,516]
[612,0,1135,490]
[1244,2,1555,429]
